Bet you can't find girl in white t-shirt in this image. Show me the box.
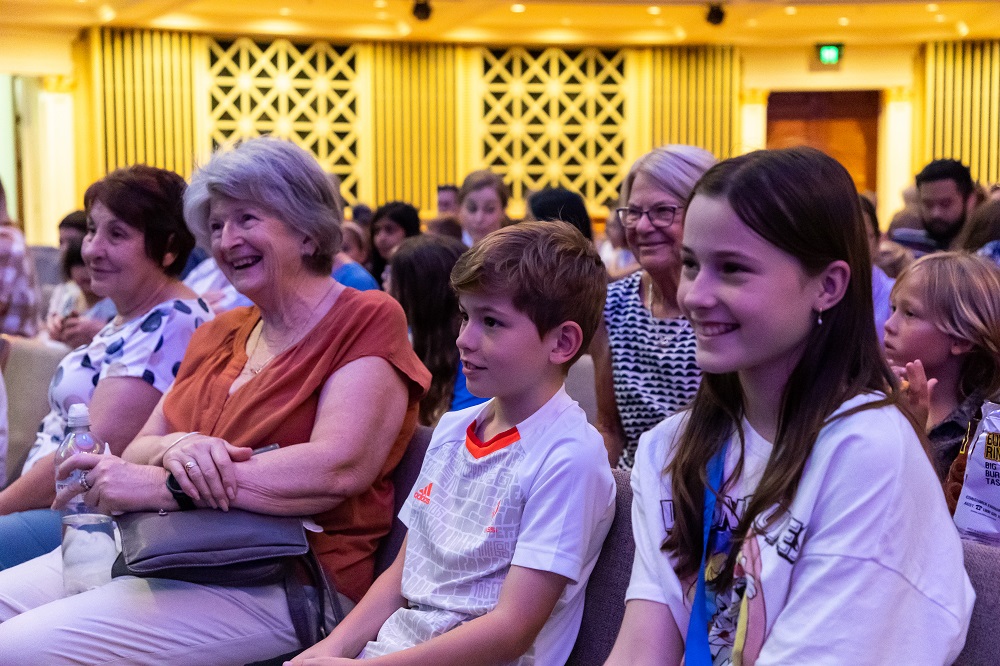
[606,147,974,666]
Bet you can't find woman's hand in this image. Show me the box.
[893,359,936,430]
[161,434,252,510]
[52,453,168,515]
[59,314,107,348]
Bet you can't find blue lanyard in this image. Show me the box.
[685,444,727,665]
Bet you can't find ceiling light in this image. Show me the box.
[706,3,725,25]
[647,6,661,16]
[957,21,970,37]
[98,4,115,21]
[935,13,946,22]
[838,16,849,26]
[412,0,431,21]
[784,6,797,16]
[374,0,387,7]
[926,3,939,11]
[511,3,526,12]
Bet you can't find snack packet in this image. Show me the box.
[954,401,1000,544]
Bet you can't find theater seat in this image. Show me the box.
[955,538,1000,665]
[566,353,597,425]
[566,468,634,666]
[373,424,434,577]
[0,334,69,487]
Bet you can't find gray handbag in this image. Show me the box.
[111,508,341,646]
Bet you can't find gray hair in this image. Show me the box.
[619,145,717,207]
[184,137,342,275]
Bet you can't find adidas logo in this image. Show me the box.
[414,483,433,505]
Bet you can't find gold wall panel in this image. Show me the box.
[90,28,204,178]
[923,41,1000,184]
[651,45,740,159]
[206,38,363,205]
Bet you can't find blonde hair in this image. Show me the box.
[893,251,1000,399]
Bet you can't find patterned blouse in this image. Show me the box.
[604,271,701,469]
[22,297,212,472]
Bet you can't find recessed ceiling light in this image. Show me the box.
[935,13,946,22]
[926,3,939,11]
[957,21,970,36]
[98,4,115,21]
[838,16,849,26]
[374,0,388,8]
[647,6,661,16]
[278,7,291,16]
[511,3,526,13]
[784,6,797,16]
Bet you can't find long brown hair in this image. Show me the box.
[663,148,902,590]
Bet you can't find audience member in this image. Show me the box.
[370,202,421,288]
[0,137,430,663]
[389,234,485,425]
[0,177,39,337]
[457,170,509,246]
[591,145,715,469]
[56,208,87,253]
[955,198,1000,266]
[292,221,614,665]
[425,215,463,241]
[436,184,459,216]
[524,186,593,240]
[598,208,639,280]
[885,252,1000,479]
[859,195,894,344]
[45,238,116,347]
[891,159,976,254]
[607,147,973,665]
[181,253,252,313]
[0,164,209,569]
[352,203,373,228]
[341,220,371,266]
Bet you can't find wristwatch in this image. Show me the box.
[166,473,197,511]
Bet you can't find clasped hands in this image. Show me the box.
[52,434,252,514]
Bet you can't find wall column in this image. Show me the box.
[739,88,769,153]
[878,87,914,229]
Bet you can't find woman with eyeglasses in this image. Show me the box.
[590,146,716,469]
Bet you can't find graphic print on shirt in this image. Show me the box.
[662,493,804,665]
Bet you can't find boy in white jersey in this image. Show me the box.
[289,221,616,665]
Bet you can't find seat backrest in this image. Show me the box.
[1,334,69,486]
[955,538,1000,665]
[373,424,434,577]
[29,245,62,287]
[565,353,597,425]
[566,468,635,666]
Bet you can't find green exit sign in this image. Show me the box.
[817,44,843,65]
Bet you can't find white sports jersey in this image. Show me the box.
[361,387,615,664]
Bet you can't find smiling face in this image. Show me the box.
[883,274,962,378]
[459,187,505,244]
[624,171,685,282]
[208,195,311,302]
[82,200,168,311]
[456,289,562,415]
[678,195,827,392]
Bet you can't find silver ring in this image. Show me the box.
[184,460,198,470]
[79,471,92,491]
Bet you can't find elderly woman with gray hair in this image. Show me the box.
[0,137,430,664]
[591,145,716,470]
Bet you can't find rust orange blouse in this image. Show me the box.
[162,288,430,602]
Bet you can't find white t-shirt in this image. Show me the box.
[627,393,974,665]
[361,387,616,664]
[23,296,212,472]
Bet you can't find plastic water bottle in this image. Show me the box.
[55,404,117,595]
[54,404,105,514]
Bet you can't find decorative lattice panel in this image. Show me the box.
[92,28,203,177]
[207,38,362,204]
[480,47,629,209]
[923,41,1000,185]
[651,46,740,159]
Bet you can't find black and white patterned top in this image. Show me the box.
[604,271,701,470]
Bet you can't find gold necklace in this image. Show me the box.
[245,281,337,375]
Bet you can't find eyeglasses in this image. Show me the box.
[616,204,683,229]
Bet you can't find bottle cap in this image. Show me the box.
[67,403,90,428]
